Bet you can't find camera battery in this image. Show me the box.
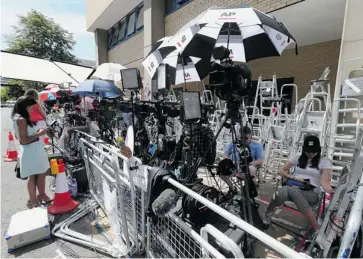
[5,208,50,253]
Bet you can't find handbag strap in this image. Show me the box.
[20,138,40,145]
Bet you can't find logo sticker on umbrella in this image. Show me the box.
[177,35,187,47]
[219,12,237,20]
[184,72,191,80]
[148,61,155,72]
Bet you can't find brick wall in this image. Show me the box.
[108,32,144,75]
[248,39,341,99]
[171,41,340,102]
[165,0,305,36]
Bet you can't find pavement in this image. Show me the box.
[1,108,107,258]
[1,107,310,258]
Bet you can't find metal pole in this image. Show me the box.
[50,60,80,84]
[167,178,306,258]
[337,173,363,258]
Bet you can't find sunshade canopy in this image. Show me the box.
[0,51,94,85]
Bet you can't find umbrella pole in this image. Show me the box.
[131,91,135,140]
[179,53,188,91]
[226,23,231,54]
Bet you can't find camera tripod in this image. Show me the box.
[182,101,259,257]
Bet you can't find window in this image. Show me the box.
[118,19,127,42]
[127,12,136,36]
[136,5,144,30]
[165,0,192,15]
[107,3,144,49]
[108,30,113,49]
[111,25,120,47]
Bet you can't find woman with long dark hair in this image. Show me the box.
[12,96,50,208]
[264,135,334,231]
[25,89,47,144]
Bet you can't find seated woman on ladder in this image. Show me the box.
[264,135,334,231]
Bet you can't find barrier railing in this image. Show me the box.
[78,133,311,258]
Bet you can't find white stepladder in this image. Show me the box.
[328,58,363,186]
[290,77,332,157]
[251,74,279,126]
[306,129,363,258]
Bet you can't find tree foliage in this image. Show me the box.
[6,9,78,64]
[1,87,9,103]
[6,80,26,99]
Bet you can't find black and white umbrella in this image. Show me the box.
[169,4,297,63]
[142,37,211,86]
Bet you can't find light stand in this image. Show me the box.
[120,68,143,142]
[178,53,188,91]
[130,90,136,140]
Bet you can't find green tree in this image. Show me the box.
[1,87,9,103]
[6,9,78,64]
[6,80,26,99]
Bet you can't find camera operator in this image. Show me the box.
[75,96,96,116]
[220,126,264,194]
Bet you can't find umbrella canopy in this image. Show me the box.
[39,88,64,101]
[92,63,126,82]
[72,79,122,97]
[169,4,296,63]
[142,37,211,86]
[44,83,60,90]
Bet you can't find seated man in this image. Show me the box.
[220,126,264,193]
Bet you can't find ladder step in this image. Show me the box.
[262,97,282,102]
[332,165,344,171]
[336,123,358,127]
[332,152,353,158]
[331,135,355,140]
[299,129,322,133]
[328,146,355,152]
[334,139,356,144]
[338,108,362,113]
[309,92,328,97]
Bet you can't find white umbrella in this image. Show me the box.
[92,63,126,82]
[169,4,297,63]
[142,37,210,87]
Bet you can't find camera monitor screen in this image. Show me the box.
[180,91,202,122]
[121,68,142,90]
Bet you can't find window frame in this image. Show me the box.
[126,11,137,37]
[165,0,193,16]
[107,3,144,50]
[136,4,144,31]
[117,18,127,42]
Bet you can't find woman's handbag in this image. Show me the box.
[15,161,27,180]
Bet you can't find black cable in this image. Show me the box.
[181,178,220,227]
[329,209,345,232]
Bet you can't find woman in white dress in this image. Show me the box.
[12,96,50,208]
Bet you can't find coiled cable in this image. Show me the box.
[181,178,220,227]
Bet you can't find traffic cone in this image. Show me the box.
[4,132,17,162]
[50,159,59,175]
[44,135,49,145]
[48,160,78,215]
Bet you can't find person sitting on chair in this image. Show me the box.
[264,135,334,231]
[219,126,264,194]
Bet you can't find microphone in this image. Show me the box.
[151,189,177,217]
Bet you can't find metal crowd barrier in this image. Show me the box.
[78,133,310,258]
[79,136,148,255]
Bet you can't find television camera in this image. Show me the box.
[209,46,252,118]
